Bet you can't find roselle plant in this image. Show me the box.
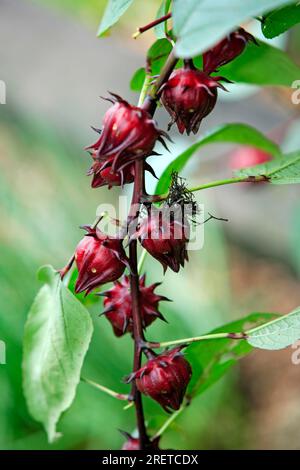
[23,0,300,450]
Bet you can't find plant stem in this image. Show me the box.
[138,74,152,108]
[128,47,179,449]
[81,377,129,401]
[137,248,148,274]
[129,237,149,449]
[133,13,172,38]
[188,175,268,192]
[147,331,248,349]
[149,49,178,102]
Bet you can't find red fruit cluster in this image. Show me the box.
[86,94,168,189]
[58,23,256,444]
[203,28,256,74]
[161,62,227,135]
[230,146,272,170]
[137,207,189,273]
[128,347,192,412]
[101,275,169,337]
[74,226,129,294]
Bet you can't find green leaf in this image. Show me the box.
[97,0,135,37]
[262,3,300,39]
[154,0,172,39]
[235,151,300,184]
[219,39,300,87]
[130,39,172,93]
[130,67,146,92]
[172,0,292,58]
[155,123,281,195]
[186,313,276,397]
[23,265,93,442]
[247,307,300,350]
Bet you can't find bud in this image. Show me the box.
[101,275,169,337]
[230,146,272,170]
[86,93,169,176]
[128,347,192,412]
[136,206,189,273]
[203,28,256,74]
[161,62,227,135]
[74,226,128,294]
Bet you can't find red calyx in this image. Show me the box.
[88,153,157,189]
[128,347,192,413]
[161,62,227,135]
[136,207,189,273]
[74,226,129,294]
[120,431,160,450]
[203,28,256,74]
[101,274,169,337]
[86,93,169,186]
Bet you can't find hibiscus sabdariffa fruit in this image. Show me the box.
[74,226,129,294]
[86,93,169,188]
[203,28,256,74]
[161,61,228,135]
[128,347,192,412]
[88,154,135,189]
[136,204,190,273]
[101,274,169,337]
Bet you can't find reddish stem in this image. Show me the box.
[134,13,172,37]
[129,237,149,448]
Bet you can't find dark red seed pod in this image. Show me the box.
[86,93,169,175]
[203,27,256,74]
[129,347,192,412]
[101,274,169,337]
[136,207,189,273]
[161,63,227,135]
[74,226,129,294]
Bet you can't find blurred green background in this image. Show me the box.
[1,0,300,450]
